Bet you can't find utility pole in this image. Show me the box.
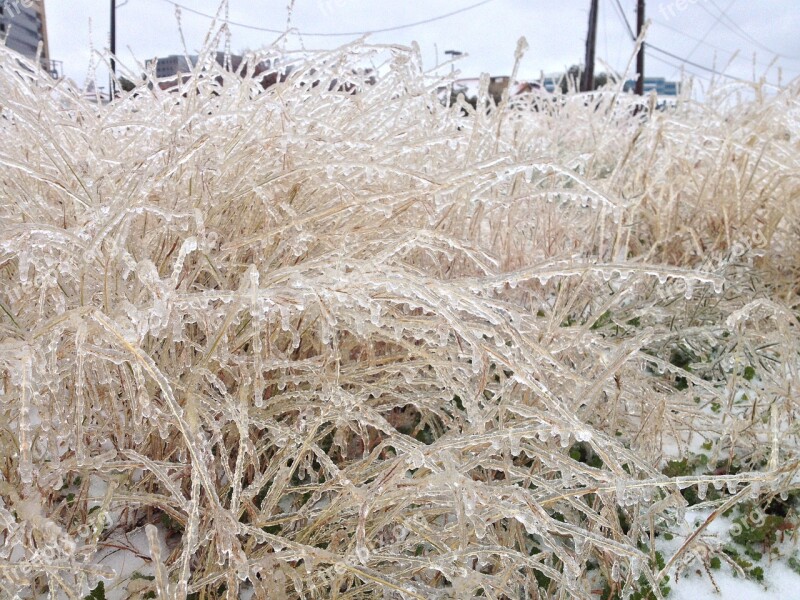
[582,0,598,92]
[444,49,463,73]
[636,0,645,95]
[110,0,117,99]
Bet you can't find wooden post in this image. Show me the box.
[110,0,116,98]
[636,0,645,95]
[582,0,598,92]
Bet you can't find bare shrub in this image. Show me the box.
[0,37,798,599]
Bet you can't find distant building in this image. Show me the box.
[146,53,280,79]
[147,54,195,79]
[541,77,559,93]
[623,77,680,96]
[451,77,555,102]
[449,74,679,103]
[145,53,289,91]
[0,0,47,59]
[0,0,59,76]
[487,75,510,102]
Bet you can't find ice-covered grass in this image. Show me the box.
[0,35,799,599]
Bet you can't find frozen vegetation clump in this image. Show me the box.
[0,34,799,600]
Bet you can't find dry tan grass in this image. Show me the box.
[0,38,798,599]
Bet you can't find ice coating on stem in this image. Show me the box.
[0,33,797,600]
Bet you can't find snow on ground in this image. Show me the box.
[670,562,799,600]
[659,509,800,600]
[91,527,162,600]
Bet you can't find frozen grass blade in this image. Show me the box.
[0,33,798,599]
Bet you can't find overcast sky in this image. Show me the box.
[44,0,800,91]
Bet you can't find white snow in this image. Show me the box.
[658,509,800,600]
[669,563,799,600]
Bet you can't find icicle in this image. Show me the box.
[611,561,621,582]
[697,482,708,500]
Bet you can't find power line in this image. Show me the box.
[645,48,713,83]
[605,0,745,82]
[701,0,800,62]
[653,18,747,59]
[652,17,793,74]
[611,0,635,41]
[647,44,746,81]
[160,0,496,37]
[680,0,736,67]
